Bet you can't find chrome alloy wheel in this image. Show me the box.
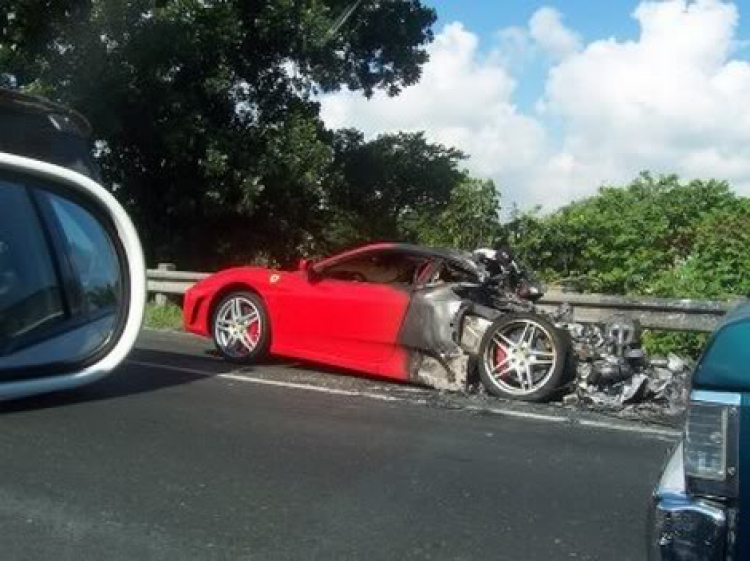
[214,295,262,358]
[483,318,558,396]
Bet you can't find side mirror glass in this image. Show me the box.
[0,153,145,400]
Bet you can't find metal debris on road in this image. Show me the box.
[553,306,691,418]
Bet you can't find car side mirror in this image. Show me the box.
[298,258,322,282]
[0,152,146,400]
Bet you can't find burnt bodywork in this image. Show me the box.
[378,243,548,391]
[380,243,688,408]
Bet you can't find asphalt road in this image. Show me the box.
[0,330,675,561]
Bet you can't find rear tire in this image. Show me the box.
[211,291,270,364]
[478,312,569,402]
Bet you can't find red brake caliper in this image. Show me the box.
[494,342,508,377]
[248,321,260,344]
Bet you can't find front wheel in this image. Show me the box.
[478,313,569,402]
[212,291,270,364]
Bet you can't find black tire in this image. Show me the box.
[478,312,570,402]
[211,291,271,364]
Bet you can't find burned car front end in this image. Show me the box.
[648,305,750,560]
[397,244,575,401]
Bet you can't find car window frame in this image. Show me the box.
[419,258,481,287]
[0,167,131,380]
[315,248,434,289]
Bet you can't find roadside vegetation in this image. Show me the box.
[144,302,183,332]
[3,2,749,355]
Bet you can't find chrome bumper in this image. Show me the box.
[648,442,729,561]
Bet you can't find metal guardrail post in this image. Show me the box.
[154,263,176,306]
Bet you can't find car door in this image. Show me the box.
[272,250,426,373]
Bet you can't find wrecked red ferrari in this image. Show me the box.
[183,242,572,401]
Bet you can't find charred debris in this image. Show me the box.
[467,247,692,418]
[552,305,690,417]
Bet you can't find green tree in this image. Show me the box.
[505,173,746,357]
[325,129,467,245]
[410,177,501,249]
[1,0,436,268]
[507,173,736,294]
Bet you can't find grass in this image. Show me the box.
[144,302,184,331]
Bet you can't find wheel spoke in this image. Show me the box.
[532,359,554,366]
[232,338,246,354]
[529,349,554,358]
[238,332,255,351]
[524,366,535,390]
[502,365,519,381]
[490,355,511,375]
[493,333,515,349]
[239,311,258,323]
[518,323,530,346]
[524,325,537,346]
[515,365,531,391]
[232,298,243,320]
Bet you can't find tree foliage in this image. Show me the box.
[506,173,750,357]
[0,0,437,268]
[507,173,737,294]
[325,130,468,244]
[410,177,501,250]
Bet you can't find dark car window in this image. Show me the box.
[321,252,429,286]
[45,192,121,315]
[0,180,65,350]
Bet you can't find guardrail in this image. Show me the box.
[147,264,741,333]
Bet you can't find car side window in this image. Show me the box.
[320,252,428,286]
[44,192,121,315]
[0,180,65,350]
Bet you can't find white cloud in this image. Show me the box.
[320,22,548,189]
[543,0,750,199]
[529,7,582,60]
[320,1,750,211]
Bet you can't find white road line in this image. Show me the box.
[126,359,681,439]
[576,418,680,439]
[127,360,417,403]
[220,372,416,403]
[463,405,568,423]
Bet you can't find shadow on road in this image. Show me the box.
[0,348,228,414]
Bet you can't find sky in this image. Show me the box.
[319,0,750,211]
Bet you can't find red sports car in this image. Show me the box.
[183,242,571,401]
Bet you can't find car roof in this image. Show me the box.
[0,88,92,138]
[692,301,750,391]
[715,301,750,330]
[314,242,481,276]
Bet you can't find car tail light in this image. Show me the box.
[684,391,740,500]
